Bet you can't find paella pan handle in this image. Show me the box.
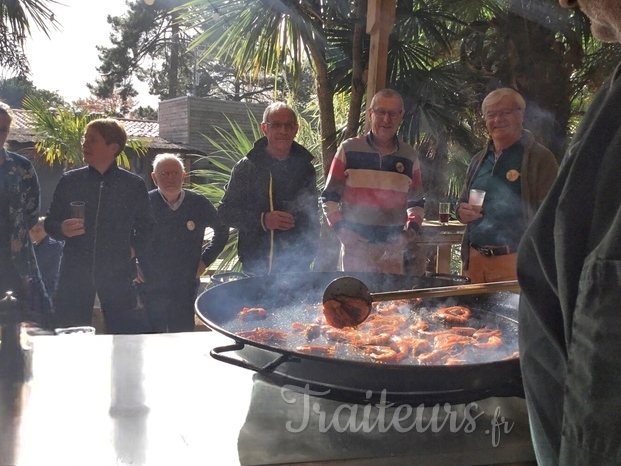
[210,343,295,373]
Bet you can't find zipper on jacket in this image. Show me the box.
[92,180,104,283]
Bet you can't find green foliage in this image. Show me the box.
[188,114,259,272]
[0,76,66,109]
[90,0,275,107]
[22,96,148,169]
[0,0,59,74]
[445,146,474,200]
[132,105,158,121]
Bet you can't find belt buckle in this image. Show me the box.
[480,247,493,257]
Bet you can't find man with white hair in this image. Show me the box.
[455,87,558,283]
[142,153,228,332]
[218,102,320,275]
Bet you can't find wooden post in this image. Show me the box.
[366,0,396,129]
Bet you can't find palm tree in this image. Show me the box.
[0,0,60,73]
[23,96,148,170]
[176,0,343,172]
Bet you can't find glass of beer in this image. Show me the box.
[439,202,451,224]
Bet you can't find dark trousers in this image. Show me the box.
[146,279,199,333]
[54,272,148,334]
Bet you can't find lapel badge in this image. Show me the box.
[187,220,195,231]
[506,169,520,182]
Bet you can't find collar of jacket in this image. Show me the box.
[486,129,536,155]
[247,136,314,164]
[87,160,119,177]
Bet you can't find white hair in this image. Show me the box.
[152,153,184,172]
[482,88,526,114]
[262,102,297,124]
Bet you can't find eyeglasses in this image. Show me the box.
[157,171,181,177]
[484,108,521,120]
[265,122,298,131]
[372,108,403,120]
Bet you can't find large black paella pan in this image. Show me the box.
[195,272,521,403]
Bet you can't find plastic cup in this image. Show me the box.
[70,201,85,219]
[439,202,450,224]
[469,189,486,214]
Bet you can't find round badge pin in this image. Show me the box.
[187,220,195,231]
[506,169,520,182]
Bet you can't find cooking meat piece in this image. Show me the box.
[434,305,472,325]
[237,328,287,344]
[291,322,322,341]
[357,345,400,363]
[295,345,336,357]
[237,307,268,321]
[322,296,371,328]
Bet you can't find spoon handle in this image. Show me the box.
[370,280,520,303]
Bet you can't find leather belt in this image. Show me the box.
[471,244,517,257]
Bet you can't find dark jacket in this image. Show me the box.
[144,189,228,286]
[45,163,154,285]
[218,137,320,275]
[517,65,621,464]
[456,130,558,269]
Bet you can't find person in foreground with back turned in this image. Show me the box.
[518,0,621,463]
[141,153,228,332]
[218,102,320,275]
[455,88,558,284]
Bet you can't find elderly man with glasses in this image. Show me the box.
[322,88,425,274]
[455,88,558,283]
[218,102,320,275]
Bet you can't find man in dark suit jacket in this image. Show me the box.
[141,153,228,332]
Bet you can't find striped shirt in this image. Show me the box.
[321,132,424,243]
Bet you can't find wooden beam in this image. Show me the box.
[366,0,396,123]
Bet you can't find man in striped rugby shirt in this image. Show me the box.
[321,89,425,274]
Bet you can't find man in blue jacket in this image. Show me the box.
[45,119,154,334]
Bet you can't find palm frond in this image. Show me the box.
[23,96,147,169]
